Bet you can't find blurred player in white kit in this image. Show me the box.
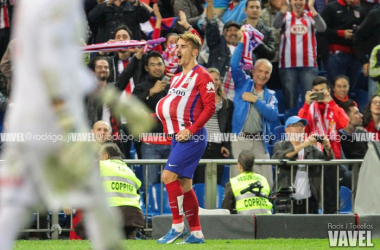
[0,0,150,249]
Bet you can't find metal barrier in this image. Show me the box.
[7,158,362,238]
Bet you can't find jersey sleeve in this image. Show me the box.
[187,71,216,134]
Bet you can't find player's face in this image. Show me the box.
[176,39,196,67]
[94,60,110,81]
[348,106,363,127]
[245,1,262,20]
[115,29,131,41]
[333,78,349,99]
[92,122,111,143]
[252,61,271,88]
[210,72,221,91]
[146,57,165,78]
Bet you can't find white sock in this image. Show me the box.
[172,222,184,232]
[0,206,30,250]
[191,230,203,238]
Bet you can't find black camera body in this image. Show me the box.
[274,186,296,214]
[314,135,325,143]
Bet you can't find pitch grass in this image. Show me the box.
[14,239,380,250]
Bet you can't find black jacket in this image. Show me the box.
[241,20,276,61]
[88,2,150,43]
[353,8,380,65]
[116,55,145,93]
[218,99,234,151]
[132,75,169,134]
[321,0,366,48]
[205,19,232,79]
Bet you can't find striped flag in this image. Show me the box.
[241,24,264,70]
[140,16,178,38]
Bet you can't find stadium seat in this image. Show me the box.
[339,186,353,214]
[274,89,286,115]
[147,183,171,214]
[269,116,282,137]
[267,145,274,158]
[192,183,225,209]
[284,108,299,122]
[273,125,285,143]
[349,89,369,113]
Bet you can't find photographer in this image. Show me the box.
[273,116,334,214]
[222,150,272,215]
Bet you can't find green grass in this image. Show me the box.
[13,239,380,250]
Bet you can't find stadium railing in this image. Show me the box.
[7,159,361,238]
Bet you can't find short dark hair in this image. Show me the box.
[333,75,350,88]
[114,25,133,39]
[246,0,262,8]
[88,56,109,71]
[142,51,164,67]
[340,99,356,115]
[238,150,255,172]
[99,143,122,158]
[363,94,380,127]
[312,76,330,88]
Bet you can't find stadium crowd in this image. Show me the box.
[1,0,380,240]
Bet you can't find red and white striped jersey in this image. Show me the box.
[156,65,216,135]
[279,11,317,68]
[0,1,10,29]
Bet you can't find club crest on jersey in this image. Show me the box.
[206,82,215,93]
[354,10,360,18]
[290,24,308,35]
[169,87,187,96]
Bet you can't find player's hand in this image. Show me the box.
[63,206,72,215]
[221,146,230,157]
[242,92,258,103]
[344,30,353,39]
[150,80,167,96]
[176,129,192,142]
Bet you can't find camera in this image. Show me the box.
[273,186,296,214]
[352,24,358,34]
[314,135,325,143]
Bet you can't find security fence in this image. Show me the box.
[2,159,362,239]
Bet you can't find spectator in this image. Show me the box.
[220,0,248,24]
[87,57,126,156]
[260,0,283,89]
[193,67,234,185]
[273,0,326,109]
[74,143,144,240]
[242,0,276,61]
[339,100,368,160]
[353,7,380,98]
[0,0,13,60]
[205,0,242,100]
[298,76,348,159]
[362,95,380,140]
[88,0,150,43]
[172,0,204,34]
[132,51,171,190]
[273,116,334,214]
[320,0,366,91]
[331,75,355,107]
[222,150,272,214]
[230,35,278,188]
[298,76,348,213]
